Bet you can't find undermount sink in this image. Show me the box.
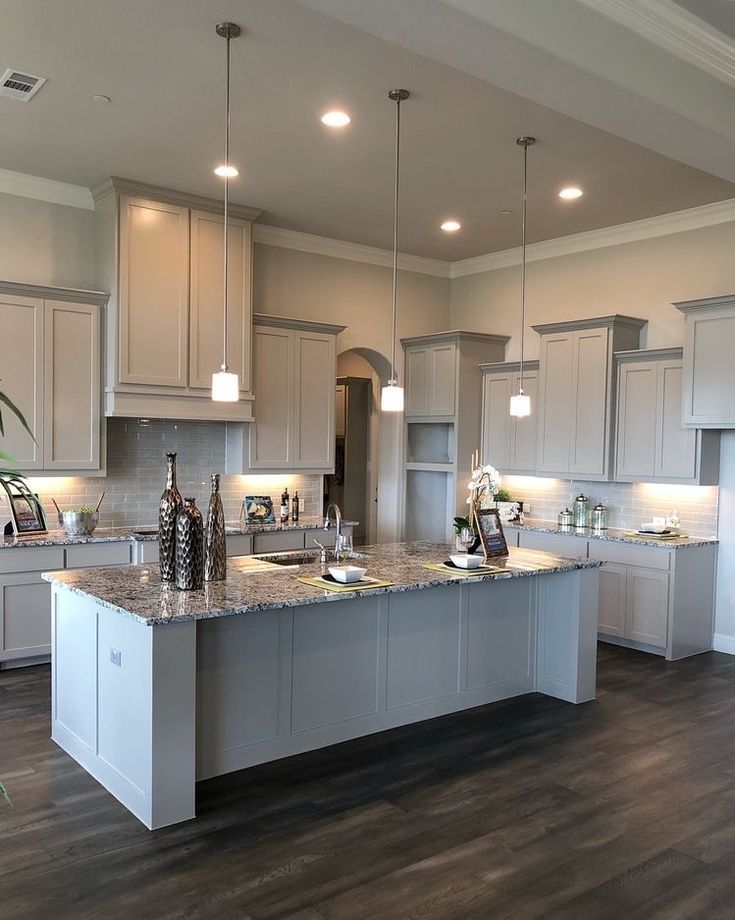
[255,550,368,567]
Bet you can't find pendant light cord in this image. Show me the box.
[390,96,401,383]
[222,29,231,373]
[519,141,527,394]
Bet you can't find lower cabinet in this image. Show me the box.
[597,561,668,648]
[0,573,51,662]
[597,562,626,637]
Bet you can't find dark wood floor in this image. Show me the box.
[3,645,735,919]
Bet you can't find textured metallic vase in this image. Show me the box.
[204,473,227,582]
[159,452,183,582]
[175,498,204,591]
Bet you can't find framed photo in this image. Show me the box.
[0,476,47,536]
[244,495,275,524]
[473,507,508,559]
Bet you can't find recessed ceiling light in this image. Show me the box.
[214,164,239,178]
[440,219,461,232]
[559,186,583,200]
[321,110,351,127]
[92,94,111,103]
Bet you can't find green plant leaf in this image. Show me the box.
[0,390,37,444]
[0,447,18,463]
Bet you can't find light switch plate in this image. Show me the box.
[110,647,122,667]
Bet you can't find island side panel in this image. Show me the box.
[536,568,599,704]
[51,585,196,829]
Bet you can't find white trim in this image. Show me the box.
[450,198,735,278]
[0,168,93,209]
[576,0,735,88]
[253,224,452,278]
[713,633,735,655]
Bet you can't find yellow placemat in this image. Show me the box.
[298,575,394,593]
[624,532,689,541]
[422,562,505,577]
[233,557,284,573]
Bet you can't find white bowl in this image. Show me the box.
[328,565,367,584]
[449,554,483,569]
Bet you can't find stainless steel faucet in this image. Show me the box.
[324,502,342,559]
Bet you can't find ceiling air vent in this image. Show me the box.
[0,69,47,101]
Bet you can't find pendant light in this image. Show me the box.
[212,21,241,403]
[510,136,535,418]
[381,88,410,413]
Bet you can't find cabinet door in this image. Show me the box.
[118,196,189,387]
[405,347,428,417]
[656,361,697,481]
[537,333,573,473]
[615,361,657,479]
[250,327,294,468]
[510,370,538,473]
[481,372,512,470]
[571,328,609,477]
[0,572,51,661]
[189,210,252,392]
[598,562,627,637]
[43,301,101,470]
[0,294,43,469]
[429,343,457,416]
[625,566,669,647]
[335,384,346,438]
[294,330,335,469]
[682,306,735,427]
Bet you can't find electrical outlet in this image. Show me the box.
[110,647,122,667]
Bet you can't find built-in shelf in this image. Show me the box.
[405,461,454,472]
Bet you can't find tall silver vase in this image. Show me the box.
[159,452,183,582]
[175,498,204,591]
[204,473,227,582]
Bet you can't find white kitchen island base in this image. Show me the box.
[49,564,599,829]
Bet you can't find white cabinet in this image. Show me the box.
[597,562,627,637]
[226,314,344,474]
[625,566,669,647]
[0,287,103,475]
[480,362,538,474]
[615,348,719,484]
[534,316,645,480]
[405,341,457,418]
[676,293,735,428]
[94,177,260,421]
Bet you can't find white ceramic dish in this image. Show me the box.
[328,565,368,584]
[449,553,483,570]
[639,523,678,535]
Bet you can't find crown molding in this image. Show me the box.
[451,197,735,278]
[252,312,346,335]
[0,279,108,304]
[575,0,735,88]
[253,224,452,278]
[0,168,93,210]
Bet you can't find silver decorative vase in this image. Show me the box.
[204,473,227,582]
[159,452,183,582]
[175,498,204,591]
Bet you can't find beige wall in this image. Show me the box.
[0,192,95,290]
[450,222,735,358]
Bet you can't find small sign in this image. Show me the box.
[244,495,275,524]
[473,507,508,559]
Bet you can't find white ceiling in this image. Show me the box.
[0,0,733,260]
[675,0,735,39]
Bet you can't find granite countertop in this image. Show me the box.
[41,541,602,626]
[504,518,718,549]
[1,516,359,549]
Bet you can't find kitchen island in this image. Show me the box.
[43,542,601,829]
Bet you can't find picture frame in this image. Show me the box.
[0,476,48,536]
[472,507,508,559]
[244,495,276,525]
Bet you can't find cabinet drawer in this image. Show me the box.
[588,540,670,571]
[226,535,253,557]
[0,572,51,660]
[65,542,132,569]
[517,530,587,558]
[0,547,65,574]
[252,532,305,554]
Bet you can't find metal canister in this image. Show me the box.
[591,503,608,531]
[573,494,590,530]
[558,508,574,531]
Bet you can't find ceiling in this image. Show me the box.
[675,0,735,39]
[0,0,733,261]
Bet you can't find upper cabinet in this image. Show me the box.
[94,177,260,421]
[0,284,105,476]
[226,314,344,474]
[534,316,646,481]
[480,362,538,475]
[615,348,719,485]
[676,294,735,428]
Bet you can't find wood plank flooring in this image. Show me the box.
[3,644,735,918]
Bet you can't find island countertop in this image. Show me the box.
[42,541,602,626]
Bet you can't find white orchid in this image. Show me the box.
[465,464,502,506]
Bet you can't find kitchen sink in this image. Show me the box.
[254,550,368,567]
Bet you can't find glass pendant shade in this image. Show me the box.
[381,381,404,412]
[212,369,240,402]
[509,391,531,417]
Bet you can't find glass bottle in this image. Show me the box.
[204,473,227,582]
[159,452,183,582]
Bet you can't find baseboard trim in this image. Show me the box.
[713,633,735,655]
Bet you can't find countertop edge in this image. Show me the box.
[503,521,718,549]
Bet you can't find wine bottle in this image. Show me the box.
[292,491,300,522]
[280,487,289,523]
